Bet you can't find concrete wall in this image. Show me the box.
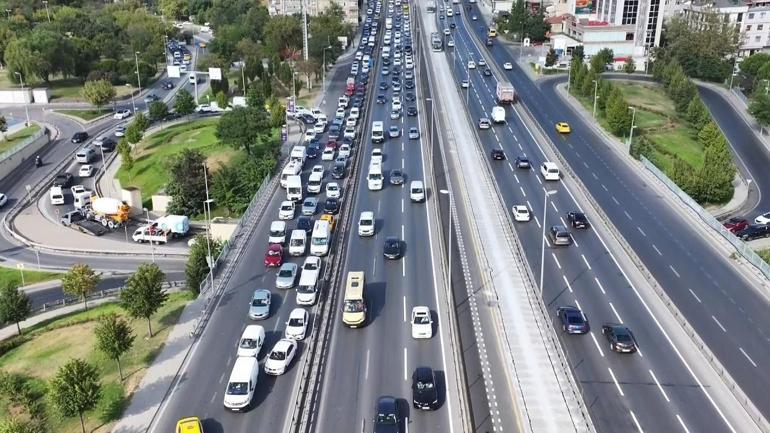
[0,129,49,182]
[151,195,172,213]
[0,89,32,104]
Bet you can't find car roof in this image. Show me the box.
[377,395,397,411]
[289,308,306,319]
[242,324,265,339]
[413,306,429,315]
[361,211,374,218]
[274,338,295,352]
[253,289,270,298]
[269,244,282,252]
[414,366,433,380]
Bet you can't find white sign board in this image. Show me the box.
[208,67,222,80]
[167,65,181,78]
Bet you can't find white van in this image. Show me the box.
[236,325,265,357]
[280,161,302,188]
[371,121,385,143]
[367,163,383,191]
[386,17,393,29]
[491,106,506,123]
[310,220,331,256]
[540,161,560,181]
[289,229,307,256]
[223,357,259,411]
[358,211,375,236]
[290,145,306,165]
[382,45,391,59]
[268,221,286,245]
[49,186,64,205]
[286,175,303,202]
[410,180,426,202]
[75,147,95,164]
[307,172,323,194]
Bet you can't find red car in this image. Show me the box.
[326,139,337,149]
[264,244,284,267]
[723,217,749,233]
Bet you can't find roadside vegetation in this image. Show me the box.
[0,262,189,433]
[0,124,41,153]
[0,267,60,288]
[52,109,112,122]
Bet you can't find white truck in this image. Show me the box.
[495,81,516,104]
[286,175,303,202]
[132,215,190,244]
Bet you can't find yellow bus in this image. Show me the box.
[342,271,366,328]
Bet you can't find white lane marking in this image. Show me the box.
[403,257,406,277]
[601,184,608,191]
[677,415,692,433]
[592,172,598,180]
[711,315,726,333]
[623,210,633,220]
[630,410,644,433]
[608,367,624,396]
[551,252,562,270]
[519,186,527,197]
[562,274,573,293]
[403,296,407,322]
[402,198,405,213]
[508,162,514,171]
[514,174,520,183]
[739,347,758,368]
[550,200,558,212]
[594,277,606,295]
[652,244,662,256]
[581,254,592,270]
[402,157,405,169]
[589,331,605,357]
[404,347,408,381]
[611,196,620,205]
[365,349,371,379]
[637,226,647,237]
[649,369,670,402]
[534,214,542,228]
[402,224,405,239]
[669,265,680,278]
[688,289,702,303]
[609,302,623,323]
[378,199,382,213]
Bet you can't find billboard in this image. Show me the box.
[208,67,222,80]
[575,0,594,14]
[166,65,181,78]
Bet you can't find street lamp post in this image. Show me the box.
[539,190,557,295]
[202,162,215,289]
[322,45,332,92]
[143,208,155,263]
[4,9,11,20]
[14,72,30,127]
[439,189,453,295]
[42,1,50,23]
[627,106,636,146]
[592,79,599,118]
[134,51,142,97]
[567,58,572,91]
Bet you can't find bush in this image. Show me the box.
[97,383,127,423]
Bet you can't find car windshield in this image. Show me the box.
[361,219,373,226]
[567,315,583,324]
[269,350,287,361]
[298,285,316,294]
[227,382,248,395]
[240,338,257,349]
[252,297,268,306]
[417,380,434,390]
[279,269,293,277]
[377,413,397,425]
[288,318,304,327]
[304,262,319,270]
[616,332,632,342]
[344,299,365,312]
[270,229,283,236]
[414,315,430,324]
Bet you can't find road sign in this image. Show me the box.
[208,67,222,80]
[287,97,295,113]
[281,125,288,142]
[167,65,181,78]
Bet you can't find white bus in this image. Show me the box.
[431,32,443,52]
[310,220,331,256]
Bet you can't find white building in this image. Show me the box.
[679,0,770,56]
[268,0,359,24]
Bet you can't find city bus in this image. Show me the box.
[431,32,443,52]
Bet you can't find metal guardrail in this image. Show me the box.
[0,126,46,162]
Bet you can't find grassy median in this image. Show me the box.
[0,125,42,154]
[0,266,60,288]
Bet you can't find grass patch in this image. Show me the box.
[0,291,193,433]
[0,74,135,102]
[53,109,112,121]
[0,125,41,154]
[116,118,240,200]
[758,249,770,265]
[0,266,60,288]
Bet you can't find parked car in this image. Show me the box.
[736,224,770,241]
[723,217,749,233]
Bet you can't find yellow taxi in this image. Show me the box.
[555,122,571,134]
[487,28,497,38]
[320,214,337,231]
[176,417,203,433]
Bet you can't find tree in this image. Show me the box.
[696,122,735,203]
[545,48,557,67]
[507,0,528,40]
[580,70,598,98]
[686,97,711,130]
[0,284,30,336]
[61,264,100,310]
[597,79,614,113]
[174,89,196,117]
[133,112,149,132]
[605,89,632,136]
[186,235,223,295]
[572,45,585,62]
[524,8,550,42]
[749,92,770,127]
[166,149,207,216]
[0,116,6,141]
[159,0,188,19]
[124,124,143,144]
[81,80,115,113]
[591,48,614,73]
[94,314,135,380]
[216,107,272,156]
[120,144,135,180]
[739,53,770,80]
[48,359,101,433]
[148,101,169,123]
[121,263,167,338]
[623,57,636,74]
[659,14,739,82]
[263,15,303,58]
[215,91,229,110]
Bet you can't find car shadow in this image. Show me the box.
[433,369,447,410]
[365,280,387,323]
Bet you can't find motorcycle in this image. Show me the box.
[35,156,42,168]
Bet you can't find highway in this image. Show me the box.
[436,3,763,432]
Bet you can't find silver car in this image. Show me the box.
[275,263,299,289]
[248,289,271,319]
[302,197,318,216]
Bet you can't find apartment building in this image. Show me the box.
[268,0,359,24]
[679,0,770,56]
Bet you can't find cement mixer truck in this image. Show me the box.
[82,197,130,229]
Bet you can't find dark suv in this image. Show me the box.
[736,224,770,241]
[53,173,73,187]
[557,306,589,334]
[373,396,402,433]
[412,367,438,410]
[71,132,89,143]
[567,211,589,229]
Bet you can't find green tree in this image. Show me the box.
[590,48,614,74]
[580,70,598,98]
[94,314,135,380]
[670,156,696,193]
[133,112,149,132]
[159,0,189,18]
[686,97,711,130]
[623,57,636,74]
[750,92,770,127]
[81,79,115,113]
[215,91,229,110]
[48,359,101,433]
[659,14,739,81]
[174,89,196,117]
[124,124,143,144]
[507,0,528,40]
[61,264,100,310]
[263,15,302,58]
[0,116,6,141]
[0,284,30,336]
[148,101,169,122]
[740,53,770,79]
[0,418,42,433]
[216,107,272,156]
[597,80,614,113]
[545,48,557,67]
[166,149,207,216]
[524,8,550,42]
[572,45,585,62]
[185,235,224,295]
[120,143,135,180]
[121,263,167,338]
[696,122,735,202]
[606,89,632,136]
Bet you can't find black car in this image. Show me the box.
[297,216,313,234]
[324,198,340,215]
[736,224,770,240]
[377,94,387,104]
[331,161,346,179]
[306,145,319,159]
[404,79,414,89]
[483,68,492,77]
[412,367,438,410]
[602,323,637,353]
[405,92,416,102]
[567,211,589,229]
[557,306,589,334]
[53,173,73,187]
[406,106,418,116]
[352,96,364,108]
[99,139,116,152]
[390,169,405,185]
[383,236,402,260]
[379,81,389,90]
[514,156,531,168]
[71,131,89,143]
[299,114,316,125]
[382,57,391,66]
[162,80,174,90]
[486,38,493,46]
[450,22,456,29]
[491,149,506,160]
[373,396,401,433]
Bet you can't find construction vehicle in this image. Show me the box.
[60,210,110,236]
[82,197,130,229]
[131,215,190,244]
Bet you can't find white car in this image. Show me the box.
[311,164,324,176]
[278,201,295,220]
[335,107,346,119]
[411,306,433,339]
[236,325,265,357]
[346,116,357,128]
[78,165,94,177]
[339,144,352,158]
[113,109,132,119]
[358,211,375,236]
[303,130,316,142]
[70,185,88,196]
[503,62,513,70]
[350,107,360,119]
[285,308,309,340]
[326,182,341,198]
[755,212,770,225]
[344,126,356,139]
[392,100,402,111]
[447,39,455,47]
[114,126,126,137]
[0,193,7,207]
[512,205,531,222]
[301,256,322,282]
[468,60,476,69]
[322,147,335,161]
[264,338,297,375]
[314,122,326,134]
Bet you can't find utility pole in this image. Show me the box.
[14,72,30,127]
[42,1,50,22]
[134,51,142,95]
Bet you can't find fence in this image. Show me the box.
[641,157,770,279]
[32,280,185,315]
